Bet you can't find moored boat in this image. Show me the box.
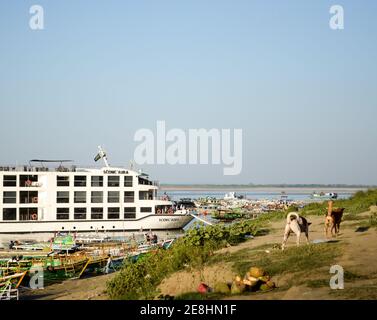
[311,192,338,200]
[0,147,194,234]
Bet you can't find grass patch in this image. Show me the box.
[306,279,329,288]
[234,243,341,278]
[342,213,368,222]
[211,243,342,286]
[344,270,371,281]
[330,284,377,300]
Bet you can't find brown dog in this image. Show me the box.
[325,208,345,237]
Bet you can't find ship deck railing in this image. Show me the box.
[0,165,78,173]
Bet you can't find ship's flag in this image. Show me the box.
[94,150,106,162]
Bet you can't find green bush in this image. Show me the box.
[107,239,217,300]
[183,220,260,246]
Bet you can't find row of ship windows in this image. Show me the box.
[1,207,153,221]
[1,175,153,187]
[1,190,154,204]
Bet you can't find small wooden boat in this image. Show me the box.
[0,271,27,300]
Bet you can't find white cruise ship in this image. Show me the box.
[0,147,194,234]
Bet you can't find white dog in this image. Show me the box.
[282,212,311,250]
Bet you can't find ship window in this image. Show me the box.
[91,191,103,203]
[74,176,87,187]
[74,208,86,220]
[91,176,103,187]
[74,191,86,203]
[19,208,38,221]
[3,208,16,221]
[91,207,103,219]
[108,207,120,219]
[124,176,133,187]
[20,175,38,187]
[138,177,152,186]
[20,191,38,204]
[124,191,134,203]
[57,176,70,187]
[124,207,136,219]
[141,207,152,213]
[57,208,69,220]
[57,191,69,203]
[108,191,120,203]
[3,191,16,204]
[3,175,17,187]
[139,191,154,200]
[108,176,120,187]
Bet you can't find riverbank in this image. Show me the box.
[20,190,377,300]
[21,207,377,300]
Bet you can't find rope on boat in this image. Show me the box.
[189,214,214,226]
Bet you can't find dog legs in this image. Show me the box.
[282,221,301,250]
[325,216,332,238]
[305,229,310,244]
[282,224,291,250]
[331,224,336,237]
[290,222,301,247]
[295,231,301,247]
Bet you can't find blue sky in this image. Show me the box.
[0,0,376,184]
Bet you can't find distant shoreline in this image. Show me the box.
[160,185,372,193]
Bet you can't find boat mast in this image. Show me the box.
[98,146,110,168]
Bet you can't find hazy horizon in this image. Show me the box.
[1,1,376,185]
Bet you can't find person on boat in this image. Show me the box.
[9,240,15,250]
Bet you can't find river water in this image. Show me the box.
[159,189,354,201]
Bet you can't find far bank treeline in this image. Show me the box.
[106,189,377,300]
[161,184,375,189]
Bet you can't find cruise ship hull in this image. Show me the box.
[0,214,194,234]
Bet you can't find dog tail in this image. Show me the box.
[286,212,299,224]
